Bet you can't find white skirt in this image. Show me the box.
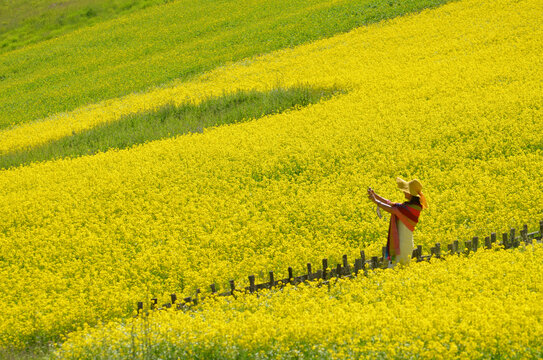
[393,220,414,266]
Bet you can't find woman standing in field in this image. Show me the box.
[367,178,428,267]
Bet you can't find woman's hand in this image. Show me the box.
[367,188,394,214]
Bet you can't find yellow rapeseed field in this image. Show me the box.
[0,0,542,351]
[55,244,543,359]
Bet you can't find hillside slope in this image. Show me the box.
[0,0,541,352]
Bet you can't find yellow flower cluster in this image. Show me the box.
[0,0,542,350]
[56,244,543,359]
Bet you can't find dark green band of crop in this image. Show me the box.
[0,86,344,170]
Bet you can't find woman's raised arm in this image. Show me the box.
[367,188,395,214]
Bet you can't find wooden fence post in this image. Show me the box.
[472,237,479,252]
[342,255,350,275]
[412,246,421,261]
[307,263,312,280]
[453,240,459,255]
[137,301,143,314]
[170,294,177,305]
[354,258,363,275]
[540,220,543,241]
[436,243,442,258]
[448,243,453,255]
[151,298,157,310]
[521,225,528,245]
[485,236,492,250]
[336,263,342,278]
[288,267,294,284]
[510,228,517,248]
[519,224,528,245]
[360,250,366,268]
[491,232,497,244]
[249,275,256,293]
[502,232,508,249]
[269,271,275,288]
[322,259,328,280]
[210,284,217,294]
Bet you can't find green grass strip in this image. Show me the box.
[0,86,343,170]
[0,0,456,129]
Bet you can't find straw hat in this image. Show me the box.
[396,177,428,209]
[396,177,423,196]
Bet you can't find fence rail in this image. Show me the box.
[137,220,543,314]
